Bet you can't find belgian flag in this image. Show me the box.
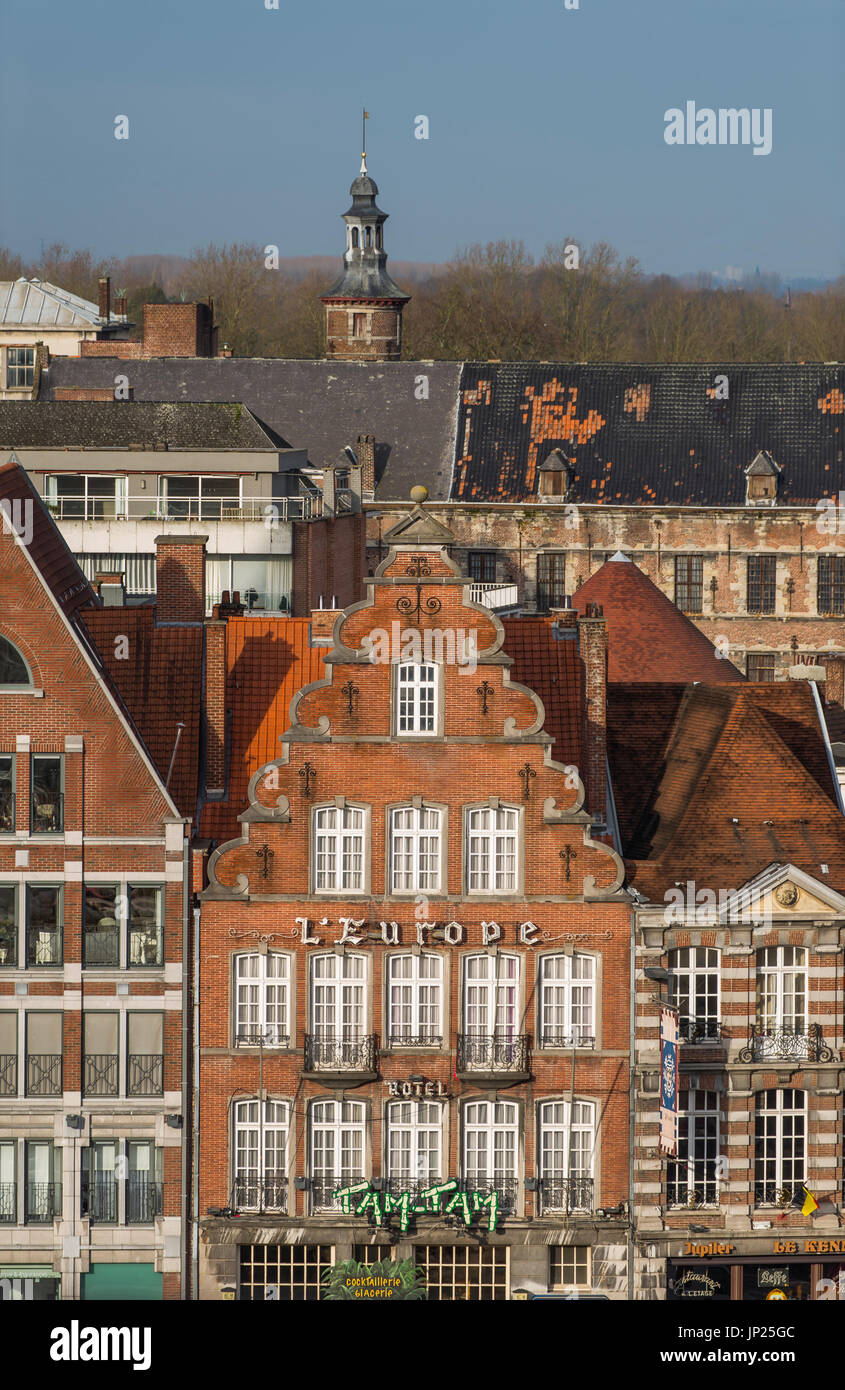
[801,1186,819,1216]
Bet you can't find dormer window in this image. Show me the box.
[395,662,438,736]
[744,451,781,506]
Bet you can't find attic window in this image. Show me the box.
[0,636,32,688]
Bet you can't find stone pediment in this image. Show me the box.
[382,504,455,546]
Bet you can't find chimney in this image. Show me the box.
[204,620,227,797]
[98,276,111,322]
[356,433,376,495]
[310,603,342,645]
[820,654,845,707]
[114,293,127,320]
[154,534,207,623]
[578,608,608,823]
[95,571,125,606]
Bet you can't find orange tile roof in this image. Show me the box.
[0,458,95,619]
[500,616,583,768]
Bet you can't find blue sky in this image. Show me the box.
[0,0,842,277]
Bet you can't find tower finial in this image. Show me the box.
[361,107,369,173]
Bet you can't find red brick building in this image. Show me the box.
[195,498,632,1300]
[0,459,190,1300]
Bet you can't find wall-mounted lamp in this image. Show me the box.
[165,1114,183,1129]
[294,1177,309,1191]
[66,1114,85,1130]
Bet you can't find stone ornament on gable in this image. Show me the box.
[775,883,799,908]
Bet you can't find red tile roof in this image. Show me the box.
[0,458,95,619]
[500,615,584,769]
[81,606,202,820]
[201,617,326,841]
[574,555,745,683]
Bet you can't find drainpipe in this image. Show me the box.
[627,905,637,1301]
[191,902,201,1300]
[179,838,190,1299]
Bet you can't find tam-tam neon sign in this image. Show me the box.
[332,1179,503,1233]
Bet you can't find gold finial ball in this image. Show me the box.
[410,485,428,504]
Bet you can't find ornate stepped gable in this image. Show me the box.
[205,505,624,907]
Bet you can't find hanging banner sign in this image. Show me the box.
[659,1004,679,1156]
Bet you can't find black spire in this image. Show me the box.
[323,154,409,303]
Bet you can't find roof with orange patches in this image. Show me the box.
[201,617,326,841]
[500,616,584,769]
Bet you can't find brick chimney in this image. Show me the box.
[155,534,207,623]
[204,620,227,796]
[310,605,342,644]
[98,276,111,322]
[821,654,845,707]
[356,434,376,495]
[578,605,608,823]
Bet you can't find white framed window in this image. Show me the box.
[45,474,126,521]
[395,662,438,735]
[667,1090,719,1208]
[5,347,34,390]
[539,954,595,1047]
[386,953,443,1045]
[757,947,807,1035]
[310,953,367,1040]
[233,1098,289,1211]
[313,804,366,893]
[538,1100,594,1212]
[463,1100,518,1208]
[669,947,720,1042]
[390,804,442,894]
[159,474,241,521]
[233,952,290,1046]
[310,1098,367,1209]
[465,805,519,893]
[463,953,519,1039]
[386,1101,443,1187]
[755,1089,806,1206]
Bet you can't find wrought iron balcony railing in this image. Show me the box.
[25,1054,61,1097]
[27,930,62,967]
[739,1022,833,1064]
[128,1054,164,1096]
[126,1178,163,1224]
[539,1176,594,1214]
[0,1054,17,1096]
[385,1033,443,1049]
[456,1033,529,1075]
[0,792,15,833]
[231,1176,288,1213]
[25,1182,62,1224]
[303,1035,377,1074]
[0,929,15,966]
[0,1182,16,1223]
[679,1018,723,1043]
[83,1177,118,1223]
[30,793,64,835]
[311,1176,368,1212]
[754,1182,805,1210]
[83,927,119,967]
[459,1177,519,1214]
[538,1032,595,1050]
[83,1054,119,1097]
[234,1030,290,1049]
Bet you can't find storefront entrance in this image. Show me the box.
[668,1257,845,1301]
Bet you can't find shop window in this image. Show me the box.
[413,1244,508,1301]
[549,1246,590,1288]
[238,1243,332,1301]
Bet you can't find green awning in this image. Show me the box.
[81,1263,162,1301]
[0,1265,57,1280]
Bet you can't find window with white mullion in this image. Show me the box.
[234,952,289,1046]
[313,805,366,892]
[310,954,367,1041]
[463,954,519,1040]
[463,1101,518,1186]
[390,805,442,893]
[233,1099,289,1210]
[396,663,437,735]
[757,947,807,1035]
[667,1090,719,1207]
[539,954,595,1047]
[538,1099,595,1211]
[668,947,720,1040]
[387,953,442,1045]
[386,1101,442,1184]
[466,806,518,893]
[310,1099,367,1205]
[755,1089,806,1205]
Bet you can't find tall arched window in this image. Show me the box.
[351,226,359,249]
[310,1098,366,1209]
[0,636,32,688]
[465,805,519,892]
[233,952,290,1046]
[232,1098,289,1211]
[312,803,367,892]
[365,226,372,248]
[538,1099,595,1212]
[389,804,442,893]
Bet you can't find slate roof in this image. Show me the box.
[608,681,845,898]
[573,554,746,683]
[80,607,203,821]
[0,401,287,451]
[201,617,326,842]
[0,458,96,618]
[453,363,845,504]
[41,359,461,498]
[0,278,124,329]
[500,616,584,770]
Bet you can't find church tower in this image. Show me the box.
[321,125,410,361]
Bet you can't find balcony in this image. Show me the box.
[0,928,15,966]
[0,1183,15,1223]
[83,1177,118,1224]
[754,1183,804,1210]
[385,1033,443,1050]
[127,1177,163,1224]
[231,1176,288,1214]
[456,1033,530,1082]
[25,1182,62,1224]
[46,495,325,523]
[469,582,520,612]
[128,1054,164,1096]
[459,1177,519,1216]
[311,1176,368,1213]
[0,791,14,833]
[538,1032,596,1050]
[83,1054,119,1098]
[27,930,62,967]
[679,1018,723,1044]
[30,793,63,835]
[83,927,119,967]
[0,1055,16,1096]
[303,1034,377,1081]
[738,1022,833,1064]
[25,1054,61,1097]
[539,1176,594,1215]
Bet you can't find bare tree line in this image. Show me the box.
[2,239,843,362]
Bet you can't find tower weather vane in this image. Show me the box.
[361,108,370,172]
